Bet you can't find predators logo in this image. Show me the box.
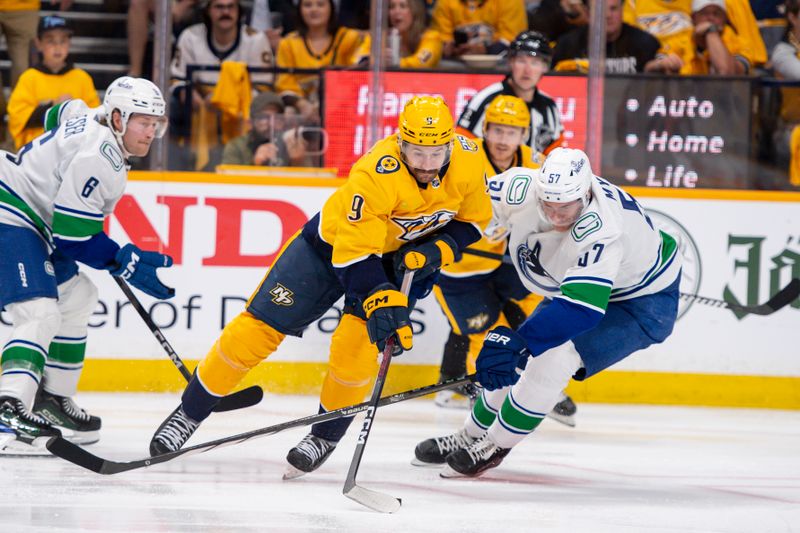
[392,209,456,241]
[376,155,400,174]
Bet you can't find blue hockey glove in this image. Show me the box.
[110,244,175,300]
[363,283,413,356]
[393,234,459,281]
[476,326,530,391]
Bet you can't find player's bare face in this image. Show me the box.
[485,123,526,164]
[389,0,412,33]
[510,55,547,92]
[540,199,584,231]
[301,0,331,30]
[402,144,449,184]
[123,114,166,157]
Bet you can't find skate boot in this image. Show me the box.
[34,390,101,445]
[441,433,510,478]
[283,433,337,480]
[0,396,62,455]
[150,405,200,456]
[547,394,577,427]
[412,427,477,467]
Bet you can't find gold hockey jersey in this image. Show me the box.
[442,138,540,277]
[318,134,492,269]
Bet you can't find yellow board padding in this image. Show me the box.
[76,359,800,410]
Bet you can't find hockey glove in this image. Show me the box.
[110,244,175,300]
[393,233,459,285]
[363,283,413,356]
[476,326,530,391]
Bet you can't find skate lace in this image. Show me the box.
[465,434,497,464]
[295,434,333,462]
[4,398,52,427]
[59,397,91,423]
[436,429,474,455]
[156,408,199,450]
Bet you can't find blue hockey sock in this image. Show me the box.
[310,405,354,442]
[180,374,221,422]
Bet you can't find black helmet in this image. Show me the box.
[508,31,552,62]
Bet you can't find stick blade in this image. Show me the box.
[46,436,106,474]
[760,278,800,315]
[344,484,402,514]
[214,385,264,412]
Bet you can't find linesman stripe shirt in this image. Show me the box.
[456,78,564,155]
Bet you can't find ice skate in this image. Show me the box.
[0,396,61,456]
[150,405,200,456]
[412,427,477,467]
[547,393,577,427]
[441,433,510,478]
[283,433,337,480]
[34,390,101,445]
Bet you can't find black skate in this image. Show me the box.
[441,433,510,478]
[150,405,200,456]
[283,433,337,480]
[412,427,477,467]
[0,396,62,455]
[547,394,577,427]
[34,390,101,445]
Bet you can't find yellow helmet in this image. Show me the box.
[484,95,531,130]
[398,96,454,146]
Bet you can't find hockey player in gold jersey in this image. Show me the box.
[432,95,578,426]
[150,96,493,478]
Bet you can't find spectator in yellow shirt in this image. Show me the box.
[431,0,527,59]
[683,0,750,74]
[7,15,100,149]
[274,0,363,118]
[353,0,442,69]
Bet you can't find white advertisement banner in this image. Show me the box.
[1,179,797,377]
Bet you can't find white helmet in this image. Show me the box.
[535,147,593,227]
[103,76,167,142]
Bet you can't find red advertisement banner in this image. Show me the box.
[323,70,587,176]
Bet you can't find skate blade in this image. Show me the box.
[56,428,99,445]
[410,457,445,468]
[439,465,467,479]
[546,411,576,427]
[282,465,308,480]
[0,435,54,456]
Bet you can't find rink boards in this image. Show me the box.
[1,172,797,408]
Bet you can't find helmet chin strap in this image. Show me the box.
[109,117,134,159]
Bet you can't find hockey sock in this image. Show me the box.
[181,373,221,422]
[310,404,353,442]
[439,330,468,380]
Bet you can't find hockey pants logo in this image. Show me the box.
[17,263,28,288]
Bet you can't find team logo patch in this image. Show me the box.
[516,242,559,292]
[392,210,456,241]
[376,155,400,174]
[456,135,478,152]
[466,312,490,331]
[571,212,602,242]
[100,141,124,171]
[506,175,532,205]
[44,261,55,276]
[269,283,294,306]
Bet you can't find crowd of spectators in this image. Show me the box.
[0,0,797,183]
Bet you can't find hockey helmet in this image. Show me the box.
[104,76,168,139]
[397,96,454,147]
[508,31,553,64]
[535,147,593,228]
[484,94,531,130]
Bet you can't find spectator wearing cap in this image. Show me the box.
[6,15,99,149]
[221,91,309,166]
[551,0,661,73]
[456,30,563,156]
[685,0,750,74]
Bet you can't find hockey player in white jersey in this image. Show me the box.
[0,77,175,454]
[414,147,682,476]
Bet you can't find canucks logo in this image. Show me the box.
[392,210,456,241]
[516,242,559,293]
[376,155,399,174]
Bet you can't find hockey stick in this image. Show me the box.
[342,269,415,514]
[462,248,800,317]
[45,373,474,475]
[113,277,263,412]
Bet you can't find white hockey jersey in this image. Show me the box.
[0,100,127,250]
[170,23,274,88]
[489,168,681,316]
